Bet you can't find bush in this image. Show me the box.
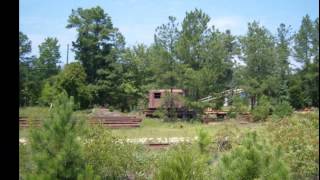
[153,107,166,119]
[160,92,186,121]
[77,165,101,180]
[19,143,35,179]
[154,144,211,180]
[38,81,59,106]
[252,95,271,121]
[227,111,237,118]
[213,124,241,152]
[273,101,294,118]
[214,132,289,180]
[266,112,319,179]
[184,100,209,118]
[197,128,212,154]
[27,92,85,179]
[82,125,148,179]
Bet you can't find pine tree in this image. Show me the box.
[215,132,289,180]
[28,92,85,179]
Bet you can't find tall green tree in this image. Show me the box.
[19,32,32,62]
[293,15,314,65]
[67,6,128,108]
[19,32,40,106]
[35,37,61,80]
[292,15,319,107]
[154,16,180,89]
[239,21,277,109]
[176,8,211,70]
[20,32,32,106]
[66,6,116,83]
[275,23,292,103]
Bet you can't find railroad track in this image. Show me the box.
[20,115,143,129]
[19,117,42,128]
[89,115,142,128]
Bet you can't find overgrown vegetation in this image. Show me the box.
[266,111,319,179]
[154,144,212,180]
[19,94,319,179]
[214,132,290,180]
[19,4,319,180]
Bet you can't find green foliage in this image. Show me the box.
[230,96,249,114]
[252,95,271,121]
[34,37,61,79]
[214,132,289,180]
[77,165,101,180]
[273,101,294,118]
[19,32,40,106]
[227,111,237,118]
[154,144,211,180]
[38,81,59,106]
[67,6,132,110]
[19,31,32,62]
[66,6,115,83]
[184,99,208,117]
[27,92,85,179]
[56,62,92,109]
[266,112,319,179]
[153,107,166,119]
[82,125,148,179]
[19,143,35,180]
[197,128,211,154]
[292,14,319,108]
[159,92,185,121]
[213,124,241,152]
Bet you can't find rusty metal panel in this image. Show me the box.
[148,89,185,109]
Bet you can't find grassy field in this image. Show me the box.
[111,118,264,138]
[19,106,265,139]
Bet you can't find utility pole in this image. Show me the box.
[66,44,69,65]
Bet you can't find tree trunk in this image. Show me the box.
[251,95,256,110]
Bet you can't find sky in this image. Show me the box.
[20,0,319,65]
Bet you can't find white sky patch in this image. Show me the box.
[209,16,247,35]
[118,24,156,47]
[289,55,303,70]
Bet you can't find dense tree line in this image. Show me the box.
[19,6,319,111]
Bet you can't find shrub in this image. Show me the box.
[82,125,148,179]
[214,132,289,180]
[154,144,211,180]
[38,81,59,106]
[266,113,319,179]
[184,100,209,118]
[273,101,294,118]
[77,165,101,180]
[197,128,212,154]
[153,107,166,119]
[27,92,85,179]
[19,143,35,179]
[252,95,271,121]
[213,124,241,152]
[227,111,237,118]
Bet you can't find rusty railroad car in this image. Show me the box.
[144,89,196,118]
